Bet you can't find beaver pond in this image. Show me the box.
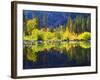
[23,41,91,69]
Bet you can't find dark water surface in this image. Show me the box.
[23,41,91,69]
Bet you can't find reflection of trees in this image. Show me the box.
[66,46,90,65]
[24,41,90,64]
[23,46,38,62]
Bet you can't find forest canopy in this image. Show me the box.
[23,11,91,41]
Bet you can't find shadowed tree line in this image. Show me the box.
[67,16,91,33]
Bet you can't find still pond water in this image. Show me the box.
[23,41,91,69]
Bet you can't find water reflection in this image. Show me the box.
[23,41,91,69]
